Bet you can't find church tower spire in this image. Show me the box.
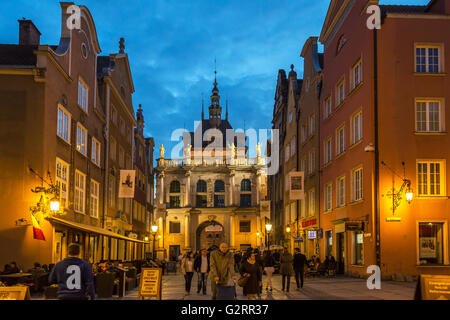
[136,104,144,136]
[209,59,222,128]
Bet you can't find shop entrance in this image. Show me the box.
[336,232,345,274]
[196,220,224,251]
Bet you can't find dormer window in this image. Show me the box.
[337,35,347,55]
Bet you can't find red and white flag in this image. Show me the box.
[30,210,45,241]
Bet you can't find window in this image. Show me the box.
[418,222,445,265]
[325,183,332,212]
[239,221,251,233]
[351,167,363,201]
[240,194,251,207]
[325,230,333,257]
[337,176,346,207]
[416,100,443,132]
[78,78,88,113]
[119,147,125,168]
[169,221,181,234]
[108,175,115,208]
[196,195,207,208]
[290,139,296,157]
[309,114,315,136]
[214,180,225,192]
[324,137,332,164]
[110,137,116,161]
[241,179,251,192]
[324,96,332,119]
[301,123,307,143]
[76,123,87,155]
[351,60,362,90]
[111,106,117,124]
[289,112,293,123]
[336,125,346,155]
[308,189,315,216]
[197,180,207,193]
[119,117,125,135]
[57,105,71,142]
[417,160,446,196]
[74,170,86,213]
[127,127,132,144]
[214,195,225,208]
[351,111,362,144]
[300,157,306,172]
[336,79,345,106]
[285,144,290,162]
[90,180,99,218]
[169,196,180,208]
[308,150,315,174]
[416,46,441,73]
[91,138,101,166]
[353,231,364,266]
[56,158,69,208]
[170,180,180,193]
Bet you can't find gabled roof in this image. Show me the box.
[183,119,245,149]
[0,44,37,66]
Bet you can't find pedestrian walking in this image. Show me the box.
[209,242,236,300]
[262,250,275,291]
[254,248,263,295]
[194,249,210,295]
[234,251,242,273]
[280,247,294,292]
[48,243,95,300]
[293,248,307,289]
[239,252,262,300]
[181,252,195,296]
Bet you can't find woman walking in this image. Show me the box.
[280,247,294,293]
[181,252,195,296]
[262,250,275,292]
[239,252,262,300]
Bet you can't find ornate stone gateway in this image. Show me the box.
[196,220,224,251]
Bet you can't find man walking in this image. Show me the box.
[209,242,236,300]
[48,243,95,300]
[194,249,210,295]
[293,248,307,289]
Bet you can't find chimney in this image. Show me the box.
[18,19,41,45]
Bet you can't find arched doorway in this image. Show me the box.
[196,220,225,251]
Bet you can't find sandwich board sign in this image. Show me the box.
[0,286,31,300]
[138,268,162,300]
[414,274,450,300]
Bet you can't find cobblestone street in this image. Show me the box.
[86,273,416,301]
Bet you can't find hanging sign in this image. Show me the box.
[289,171,304,200]
[118,170,136,198]
[138,268,162,300]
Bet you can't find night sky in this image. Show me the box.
[0,0,428,160]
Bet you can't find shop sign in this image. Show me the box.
[289,171,304,200]
[0,287,30,300]
[345,221,364,231]
[335,223,345,233]
[415,275,450,300]
[138,268,162,300]
[308,230,317,239]
[294,237,303,242]
[302,218,317,228]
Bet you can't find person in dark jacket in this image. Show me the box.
[280,248,294,292]
[234,251,242,273]
[239,252,262,300]
[48,243,95,300]
[293,248,307,289]
[262,250,275,291]
[253,248,263,295]
[194,249,210,295]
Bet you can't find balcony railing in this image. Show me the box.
[157,157,266,168]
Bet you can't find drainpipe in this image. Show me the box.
[373,28,381,268]
[102,84,111,259]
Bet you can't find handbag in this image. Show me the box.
[237,275,249,287]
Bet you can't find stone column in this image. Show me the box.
[229,171,235,206]
[256,171,261,205]
[158,215,164,249]
[185,214,191,249]
[185,171,191,207]
[230,214,235,249]
[158,173,165,205]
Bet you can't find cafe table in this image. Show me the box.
[0,273,33,279]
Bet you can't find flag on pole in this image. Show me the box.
[30,210,45,241]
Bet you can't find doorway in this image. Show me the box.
[196,220,224,251]
[169,245,180,261]
[336,232,345,274]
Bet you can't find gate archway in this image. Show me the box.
[196,220,224,251]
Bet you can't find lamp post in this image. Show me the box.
[265,223,272,249]
[151,225,158,260]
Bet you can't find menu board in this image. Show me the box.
[415,275,450,300]
[0,286,31,300]
[138,268,162,300]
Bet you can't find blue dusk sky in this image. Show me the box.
[0,0,428,159]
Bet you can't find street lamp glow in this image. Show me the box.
[286,226,291,233]
[144,236,149,241]
[265,224,272,232]
[151,225,158,233]
[406,189,413,203]
[256,232,260,237]
[50,197,60,213]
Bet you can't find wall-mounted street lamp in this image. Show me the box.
[265,223,272,249]
[286,226,291,234]
[151,224,159,260]
[29,167,64,218]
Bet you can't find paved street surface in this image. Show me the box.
[34,273,412,300]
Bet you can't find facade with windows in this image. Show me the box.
[317,0,450,278]
[155,78,269,257]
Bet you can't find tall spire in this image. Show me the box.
[209,60,222,128]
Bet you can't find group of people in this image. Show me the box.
[179,243,326,300]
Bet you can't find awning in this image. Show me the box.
[47,216,149,244]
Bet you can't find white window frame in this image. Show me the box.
[336,125,346,155]
[109,174,116,208]
[78,77,88,113]
[415,99,444,133]
[74,170,86,214]
[336,78,345,106]
[309,114,315,136]
[337,175,346,207]
[324,96,332,119]
[76,123,87,156]
[351,59,362,90]
[351,166,363,202]
[308,189,315,216]
[324,137,332,164]
[56,158,69,209]
[57,104,71,143]
[325,183,332,212]
[309,150,315,175]
[416,160,447,197]
[91,137,101,166]
[110,137,116,161]
[415,44,443,74]
[351,110,363,145]
[416,220,449,265]
[90,179,99,218]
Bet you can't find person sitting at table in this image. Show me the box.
[3,262,20,274]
